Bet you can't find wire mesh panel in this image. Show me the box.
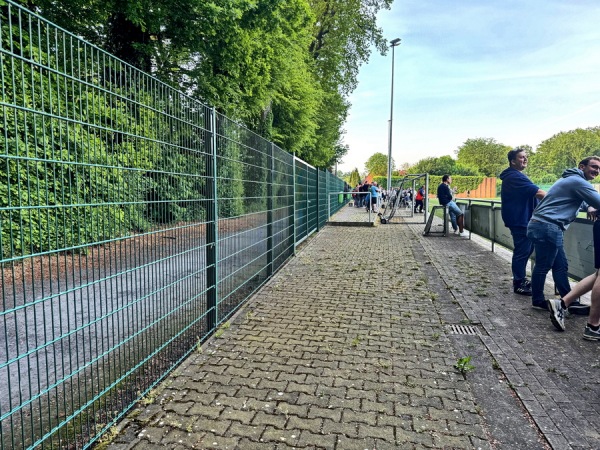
[0,3,211,448]
[271,146,294,270]
[327,171,347,216]
[317,169,327,229]
[0,2,345,448]
[213,112,273,324]
[306,165,318,234]
[294,158,309,243]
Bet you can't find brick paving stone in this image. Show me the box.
[194,433,240,449]
[296,429,336,448]
[251,411,287,429]
[136,426,165,444]
[283,415,322,432]
[260,426,300,446]
[192,417,230,436]
[357,423,395,440]
[106,218,600,449]
[220,407,256,425]
[341,410,379,428]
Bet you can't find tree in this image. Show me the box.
[455,138,510,177]
[302,0,393,167]
[407,155,479,176]
[348,168,361,187]
[28,0,393,169]
[529,127,600,180]
[365,152,393,176]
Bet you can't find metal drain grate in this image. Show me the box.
[446,324,480,336]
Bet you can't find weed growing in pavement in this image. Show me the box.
[93,426,119,450]
[140,388,160,405]
[215,321,231,338]
[454,356,475,374]
[378,359,391,369]
[351,335,362,347]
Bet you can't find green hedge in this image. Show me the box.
[372,175,485,195]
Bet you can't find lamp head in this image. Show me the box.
[390,38,401,46]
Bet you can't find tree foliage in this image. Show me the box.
[407,155,479,176]
[28,0,392,169]
[347,168,361,187]
[365,152,393,176]
[455,138,510,177]
[528,127,600,181]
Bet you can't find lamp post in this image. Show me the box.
[386,37,401,193]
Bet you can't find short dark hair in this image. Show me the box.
[507,147,526,163]
[579,156,600,166]
[442,174,450,182]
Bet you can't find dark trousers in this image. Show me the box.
[510,226,533,285]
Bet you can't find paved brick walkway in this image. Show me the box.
[108,216,600,450]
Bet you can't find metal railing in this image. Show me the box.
[459,199,595,281]
[0,2,347,448]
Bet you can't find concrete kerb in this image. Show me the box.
[106,218,599,450]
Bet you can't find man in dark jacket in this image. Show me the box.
[500,148,545,295]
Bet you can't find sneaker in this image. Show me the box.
[459,230,469,237]
[568,300,590,316]
[582,325,600,341]
[522,278,532,288]
[532,300,549,311]
[513,281,532,296]
[453,228,458,234]
[548,299,566,331]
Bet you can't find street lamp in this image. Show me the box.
[386,37,401,193]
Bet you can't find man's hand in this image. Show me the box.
[587,206,598,221]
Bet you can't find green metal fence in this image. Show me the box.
[0,2,348,448]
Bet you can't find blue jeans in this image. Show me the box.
[446,201,463,231]
[526,221,571,303]
[510,227,533,285]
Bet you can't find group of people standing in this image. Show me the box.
[500,148,600,341]
[352,181,427,214]
[351,181,381,213]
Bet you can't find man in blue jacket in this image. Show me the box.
[527,156,600,310]
[500,148,545,295]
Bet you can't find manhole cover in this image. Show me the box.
[446,324,480,336]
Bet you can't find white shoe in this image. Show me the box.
[459,230,469,237]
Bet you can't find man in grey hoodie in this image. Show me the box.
[527,156,600,310]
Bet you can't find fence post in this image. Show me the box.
[316,169,321,231]
[206,107,218,332]
[424,174,429,224]
[293,154,297,256]
[305,166,309,238]
[267,143,274,276]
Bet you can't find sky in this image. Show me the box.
[339,0,600,174]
